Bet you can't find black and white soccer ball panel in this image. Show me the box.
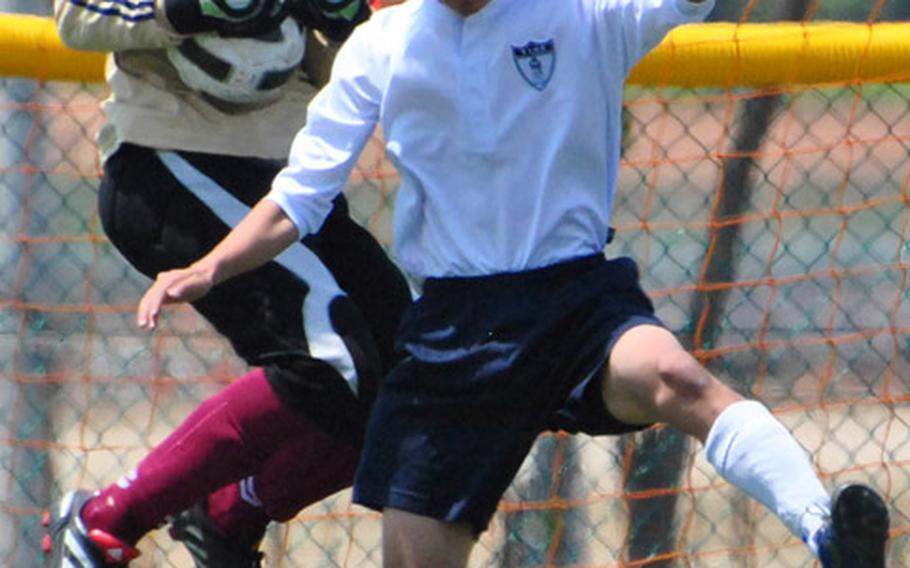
[167,17,306,105]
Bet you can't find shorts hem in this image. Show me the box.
[606,314,664,354]
[353,485,487,534]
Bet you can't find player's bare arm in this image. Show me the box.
[137,199,298,329]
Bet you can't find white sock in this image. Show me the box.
[705,400,831,549]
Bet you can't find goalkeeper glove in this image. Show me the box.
[289,0,370,42]
[162,0,290,36]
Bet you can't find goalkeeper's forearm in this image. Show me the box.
[195,198,299,285]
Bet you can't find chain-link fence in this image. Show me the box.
[2,21,910,568]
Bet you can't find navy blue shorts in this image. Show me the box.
[351,254,663,534]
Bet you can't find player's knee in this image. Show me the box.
[654,350,711,401]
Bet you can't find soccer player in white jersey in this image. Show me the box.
[136,0,891,566]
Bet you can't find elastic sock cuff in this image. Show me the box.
[705,399,770,470]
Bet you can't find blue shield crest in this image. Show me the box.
[511,39,556,92]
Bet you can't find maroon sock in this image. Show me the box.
[205,480,270,548]
[255,432,358,522]
[80,368,314,544]
[203,422,358,545]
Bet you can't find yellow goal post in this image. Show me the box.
[1,13,909,86]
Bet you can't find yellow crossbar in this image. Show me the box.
[1,15,908,87]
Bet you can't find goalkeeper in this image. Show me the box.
[43,1,412,567]
[134,0,891,567]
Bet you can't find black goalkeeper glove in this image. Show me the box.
[289,0,370,42]
[163,0,290,36]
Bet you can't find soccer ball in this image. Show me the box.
[167,17,306,105]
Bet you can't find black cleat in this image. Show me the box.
[168,503,264,568]
[814,483,889,568]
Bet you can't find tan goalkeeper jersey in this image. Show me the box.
[53,0,325,162]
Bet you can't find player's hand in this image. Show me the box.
[136,266,215,330]
[163,0,290,36]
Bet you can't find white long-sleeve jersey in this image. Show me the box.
[54,0,319,162]
[268,0,713,280]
